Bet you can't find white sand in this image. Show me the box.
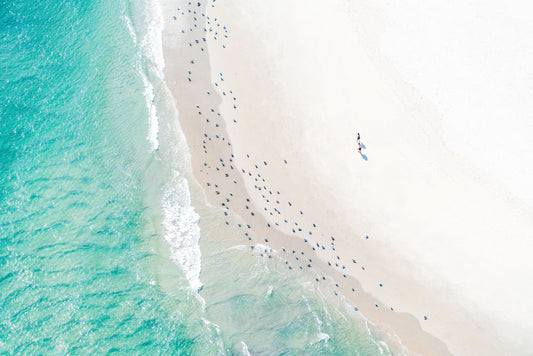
[379,0,533,208]
[162,0,533,354]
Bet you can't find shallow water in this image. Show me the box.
[0,0,398,354]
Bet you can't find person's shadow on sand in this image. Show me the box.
[359,141,368,161]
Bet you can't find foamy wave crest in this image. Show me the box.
[162,170,202,291]
[302,295,331,345]
[140,0,165,78]
[137,0,166,151]
[240,341,251,356]
[139,71,159,151]
[122,15,137,44]
[119,13,156,150]
[201,318,225,352]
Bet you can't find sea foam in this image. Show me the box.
[140,71,159,151]
[133,0,203,290]
[137,0,166,151]
[161,170,202,291]
[122,15,137,45]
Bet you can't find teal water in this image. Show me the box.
[0,0,396,354]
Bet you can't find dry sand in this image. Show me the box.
[160,0,533,354]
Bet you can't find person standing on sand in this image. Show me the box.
[357,132,360,144]
[358,142,362,155]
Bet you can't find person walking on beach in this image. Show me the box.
[357,132,360,144]
[358,142,362,155]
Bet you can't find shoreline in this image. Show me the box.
[159,0,533,354]
[159,1,449,354]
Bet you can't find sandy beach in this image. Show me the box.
[160,0,533,354]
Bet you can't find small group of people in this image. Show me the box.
[357,132,363,155]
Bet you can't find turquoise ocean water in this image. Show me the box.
[0,0,395,354]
